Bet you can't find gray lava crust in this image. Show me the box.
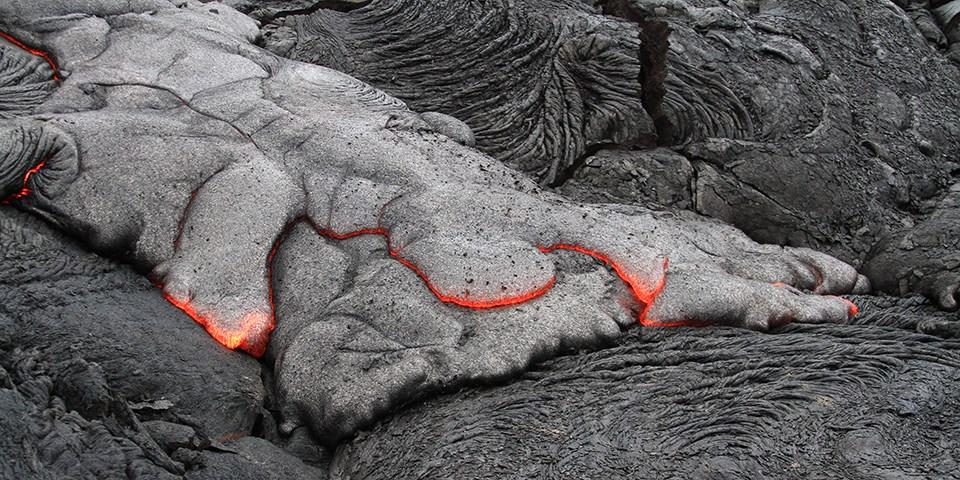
[0,0,958,478]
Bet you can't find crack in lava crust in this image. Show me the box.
[156,215,673,357]
[161,292,274,358]
[0,31,60,81]
[311,224,568,308]
[2,159,46,203]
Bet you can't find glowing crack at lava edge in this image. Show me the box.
[1,32,58,205]
[2,160,46,204]
[164,207,860,357]
[0,31,61,81]
[0,35,857,357]
[163,209,684,358]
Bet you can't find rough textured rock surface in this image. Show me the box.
[255,0,960,308]
[0,0,866,448]
[0,1,958,478]
[256,0,654,184]
[1,207,265,440]
[332,296,960,479]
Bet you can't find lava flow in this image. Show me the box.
[0,31,60,81]
[2,160,46,204]
[158,216,676,356]
[537,244,680,327]
[538,244,667,306]
[312,224,672,311]
[312,224,563,308]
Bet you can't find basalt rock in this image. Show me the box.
[0,1,957,478]
[0,0,866,447]
[254,0,960,308]
[254,0,654,184]
[332,295,960,479]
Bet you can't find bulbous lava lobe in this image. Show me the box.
[0,1,862,360]
[0,121,78,204]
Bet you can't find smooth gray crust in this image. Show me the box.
[0,0,865,448]
[2,210,958,478]
[0,0,940,471]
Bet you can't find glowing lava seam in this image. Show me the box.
[0,31,60,81]
[158,216,676,356]
[2,159,46,203]
[312,225,562,308]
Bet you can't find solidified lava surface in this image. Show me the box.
[1,1,959,479]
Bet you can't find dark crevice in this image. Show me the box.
[596,1,676,147]
[552,2,674,189]
[258,0,373,23]
[638,20,674,146]
[549,0,674,188]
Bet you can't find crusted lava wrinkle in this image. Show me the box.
[0,31,60,81]
[3,159,46,203]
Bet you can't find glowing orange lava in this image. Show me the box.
[158,216,678,355]
[158,208,856,356]
[163,291,273,358]
[538,244,667,306]
[313,224,564,307]
[2,159,46,203]
[392,255,558,308]
[0,31,60,81]
[838,297,858,316]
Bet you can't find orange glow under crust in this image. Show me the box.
[537,244,667,306]
[0,31,60,81]
[163,292,274,358]
[311,224,565,308]
[2,159,46,203]
[838,297,859,316]
[315,225,668,310]
[393,254,559,308]
[158,217,677,355]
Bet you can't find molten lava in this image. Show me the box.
[157,211,856,357]
[3,160,46,203]
[162,291,274,358]
[0,31,60,81]
[158,216,678,356]
[839,297,859,316]
[537,244,667,306]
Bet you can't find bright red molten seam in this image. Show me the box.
[158,220,294,358]
[162,292,273,358]
[393,255,559,308]
[2,159,46,203]
[0,31,60,81]
[538,244,668,306]
[312,223,562,308]
[838,297,859,316]
[539,244,679,326]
